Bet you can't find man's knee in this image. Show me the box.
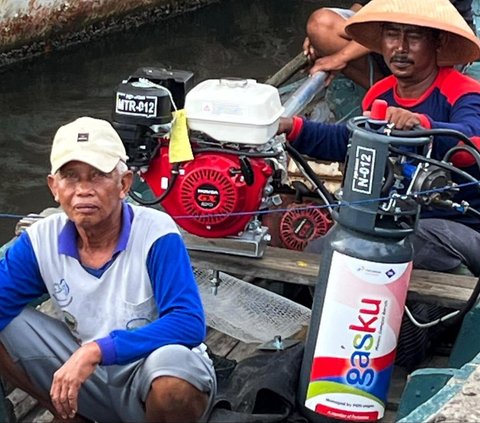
[306,8,340,37]
[146,376,208,422]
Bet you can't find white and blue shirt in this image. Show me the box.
[0,203,206,365]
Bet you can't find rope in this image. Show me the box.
[2,180,479,222]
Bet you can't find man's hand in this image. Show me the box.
[277,117,293,135]
[310,54,347,73]
[50,342,102,420]
[303,37,341,85]
[309,54,348,84]
[303,36,317,64]
[386,107,422,130]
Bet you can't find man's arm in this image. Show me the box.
[309,41,371,77]
[50,341,101,419]
[95,232,205,365]
[0,232,101,420]
[0,233,47,329]
[280,116,350,162]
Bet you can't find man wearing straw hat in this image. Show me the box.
[279,0,480,277]
[302,0,474,89]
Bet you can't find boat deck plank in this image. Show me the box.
[206,327,241,358]
[187,243,477,309]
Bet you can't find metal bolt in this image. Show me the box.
[273,335,284,350]
[210,270,221,295]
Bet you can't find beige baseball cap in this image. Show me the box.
[50,116,128,174]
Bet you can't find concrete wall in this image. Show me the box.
[0,0,217,62]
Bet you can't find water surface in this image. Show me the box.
[0,0,347,245]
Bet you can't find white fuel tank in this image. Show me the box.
[185,78,284,144]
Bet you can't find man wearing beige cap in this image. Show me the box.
[280,0,480,277]
[0,116,216,422]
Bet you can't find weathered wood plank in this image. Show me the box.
[188,246,477,309]
[19,407,53,423]
[7,389,38,421]
[225,342,259,362]
[206,329,239,358]
[188,244,320,286]
[383,409,396,423]
[407,277,474,308]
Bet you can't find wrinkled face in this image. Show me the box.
[48,161,132,230]
[381,23,440,82]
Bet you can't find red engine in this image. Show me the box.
[142,145,274,238]
[112,70,333,250]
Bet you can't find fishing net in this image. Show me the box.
[194,269,311,344]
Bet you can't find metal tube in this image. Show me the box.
[281,72,327,117]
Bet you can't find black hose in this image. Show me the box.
[128,165,180,206]
[285,143,335,206]
[191,146,284,159]
[381,159,395,196]
[389,146,480,187]
[443,145,480,172]
[404,273,480,329]
[389,128,480,153]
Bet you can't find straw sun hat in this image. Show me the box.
[345,0,480,66]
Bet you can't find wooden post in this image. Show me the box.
[265,52,309,87]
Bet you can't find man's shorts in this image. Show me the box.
[327,7,355,20]
[0,307,217,422]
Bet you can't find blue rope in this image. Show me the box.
[171,180,480,220]
[0,214,29,220]
[2,180,478,222]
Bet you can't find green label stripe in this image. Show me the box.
[307,381,383,406]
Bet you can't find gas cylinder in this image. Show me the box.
[297,101,431,422]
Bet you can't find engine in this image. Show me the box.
[142,144,275,238]
[112,68,475,255]
[111,67,332,252]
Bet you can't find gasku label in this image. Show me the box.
[352,146,375,194]
[305,251,412,421]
